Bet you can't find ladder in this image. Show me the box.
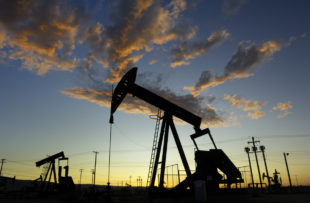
[146,109,162,187]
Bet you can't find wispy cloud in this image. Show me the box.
[223,94,267,119]
[62,84,224,127]
[222,0,247,18]
[0,0,293,127]
[0,0,197,79]
[184,40,282,96]
[80,0,197,83]
[149,59,157,65]
[61,87,154,115]
[55,0,225,127]
[170,29,230,68]
[207,95,217,104]
[0,0,86,74]
[0,30,5,49]
[271,101,292,118]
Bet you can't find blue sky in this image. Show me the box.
[0,0,310,186]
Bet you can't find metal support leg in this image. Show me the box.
[159,115,170,188]
[169,117,191,177]
[52,162,57,184]
[207,131,217,149]
[41,162,52,191]
[47,162,54,191]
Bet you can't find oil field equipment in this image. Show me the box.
[35,151,74,192]
[263,169,282,191]
[110,67,243,193]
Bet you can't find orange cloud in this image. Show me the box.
[62,86,224,127]
[80,0,198,83]
[149,59,157,65]
[223,94,267,119]
[170,60,190,68]
[272,101,292,118]
[0,0,85,74]
[248,111,265,119]
[0,30,6,49]
[184,40,283,96]
[184,72,235,97]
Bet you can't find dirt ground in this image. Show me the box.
[1,192,310,203]
[1,187,310,203]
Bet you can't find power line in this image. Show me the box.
[67,151,93,157]
[254,134,310,140]
[3,172,36,179]
[6,160,33,166]
[114,125,149,149]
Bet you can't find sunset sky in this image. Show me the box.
[0,0,310,187]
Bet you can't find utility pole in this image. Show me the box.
[0,159,6,176]
[283,152,292,190]
[93,151,99,186]
[91,169,94,184]
[248,137,263,189]
[137,177,139,187]
[260,145,271,187]
[245,147,254,188]
[79,169,84,185]
[136,176,142,187]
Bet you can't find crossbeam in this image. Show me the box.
[130,84,201,128]
[110,67,201,128]
[36,152,65,167]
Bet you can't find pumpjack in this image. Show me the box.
[110,67,243,193]
[263,169,282,191]
[35,151,74,192]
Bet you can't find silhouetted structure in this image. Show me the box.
[260,145,271,187]
[283,152,292,190]
[245,147,255,187]
[35,151,74,192]
[0,175,15,190]
[110,67,243,194]
[272,169,282,188]
[93,151,99,186]
[0,159,6,176]
[263,169,282,192]
[79,169,83,185]
[245,138,274,190]
[146,109,162,187]
[248,137,263,189]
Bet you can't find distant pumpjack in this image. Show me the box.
[264,169,281,191]
[110,67,243,193]
[35,151,74,192]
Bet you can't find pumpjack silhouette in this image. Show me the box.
[35,151,74,192]
[110,67,243,194]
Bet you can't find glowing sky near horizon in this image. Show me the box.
[0,0,310,187]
